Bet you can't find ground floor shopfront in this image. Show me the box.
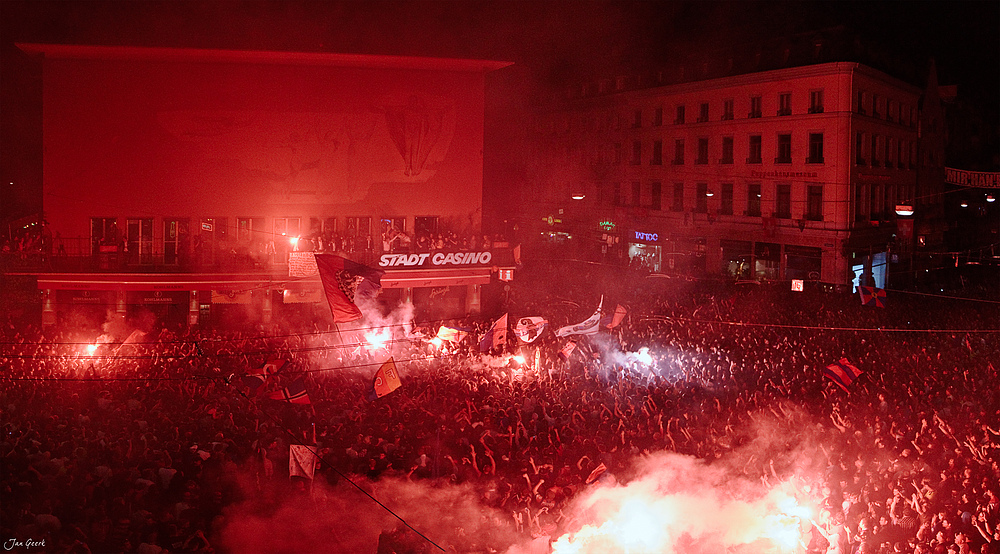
[35,264,510,329]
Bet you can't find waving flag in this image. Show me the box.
[858,286,886,307]
[436,326,469,343]
[600,304,627,329]
[315,254,385,322]
[558,340,577,361]
[289,444,319,480]
[514,316,549,343]
[555,297,604,337]
[241,358,286,393]
[371,358,402,399]
[585,462,608,484]
[479,313,509,352]
[267,378,311,404]
[824,358,864,392]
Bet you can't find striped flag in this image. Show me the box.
[315,254,385,322]
[556,297,603,337]
[824,358,864,392]
[267,378,311,404]
[479,313,509,352]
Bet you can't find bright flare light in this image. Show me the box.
[429,337,443,348]
[513,355,526,365]
[636,347,653,366]
[86,344,99,355]
[365,328,392,351]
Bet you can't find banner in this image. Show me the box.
[555,298,604,337]
[371,358,403,399]
[315,254,385,323]
[514,316,549,343]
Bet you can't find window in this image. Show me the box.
[653,107,663,127]
[675,105,685,124]
[808,133,824,163]
[748,135,762,163]
[651,181,662,211]
[672,182,684,212]
[631,141,642,165]
[871,94,880,118]
[126,218,153,265]
[163,219,184,264]
[696,138,709,164]
[855,132,866,165]
[614,143,623,164]
[886,99,894,122]
[696,183,709,213]
[722,99,734,120]
[909,142,917,169]
[91,217,118,257]
[720,136,734,164]
[809,90,824,114]
[633,109,642,128]
[698,102,709,122]
[651,140,662,165]
[414,216,438,236]
[720,183,734,215]
[807,185,823,221]
[776,184,791,219]
[673,139,685,165]
[613,182,623,206]
[776,134,792,163]
[345,216,370,236]
[632,181,642,206]
[855,183,868,222]
[886,137,894,167]
[897,140,905,169]
[857,90,866,115]
[749,96,762,118]
[237,217,254,242]
[870,134,880,167]
[747,184,762,217]
[778,93,791,116]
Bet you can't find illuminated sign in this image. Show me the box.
[633,231,658,242]
[598,220,616,230]
[791,279,804,292]
[379,251,493,268]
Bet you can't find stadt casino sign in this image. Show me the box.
[379,251,493,268]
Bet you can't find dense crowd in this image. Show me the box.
[1,268,998,554]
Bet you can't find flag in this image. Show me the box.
[436,326,469,343]
[555,297,604,337]
[514,316,549,343]
[585,462,607,484]
[824,358,864,392]
[267,378,311,404]
[289,444,319,480]
[558,340,577,361]
[600,304,627,329]
[315,254,386,322]
[262,358,286,375]
[371,358,402,399]
[858,286,886,307]
[240,373,266,392]
[479,313,509,352]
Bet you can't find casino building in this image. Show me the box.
[16,43,513,327]
[525,56,948,289]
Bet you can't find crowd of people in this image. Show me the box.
[1,265,998,553]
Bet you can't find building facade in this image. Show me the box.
[16,43,512,327]
[527,61,945,289]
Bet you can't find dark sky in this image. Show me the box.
[2,0,997,220]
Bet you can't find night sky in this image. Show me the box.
[2,0,997,222]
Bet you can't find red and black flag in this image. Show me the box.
[315,254,385,322]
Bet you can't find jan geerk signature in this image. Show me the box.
[3,538,45,551]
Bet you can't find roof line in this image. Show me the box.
[15,43,513,73]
